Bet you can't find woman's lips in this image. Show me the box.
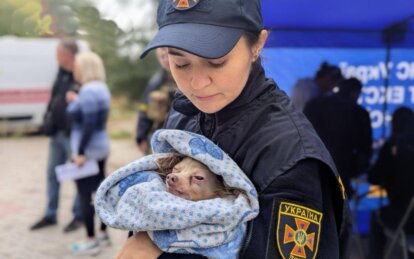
[194,93,219,102]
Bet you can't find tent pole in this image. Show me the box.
[381,42,391,140]
[381,16,411,139]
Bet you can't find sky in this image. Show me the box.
[90,0,156,31]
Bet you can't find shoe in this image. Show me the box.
[71,239,100,255]
[96,232,111,247]
[63,218,83,233]
[30,217,57,230]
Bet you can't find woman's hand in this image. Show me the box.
[116,232,162,259]
[66,91,78,103]
[74,155,86,167]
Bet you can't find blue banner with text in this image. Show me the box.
[263,48,414,146]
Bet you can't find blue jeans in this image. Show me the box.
[45,131,82,220]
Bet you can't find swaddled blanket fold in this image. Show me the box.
[95,129,259,258]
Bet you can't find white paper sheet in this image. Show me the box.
[55,160,99,182]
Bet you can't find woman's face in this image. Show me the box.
[167,37,255,114]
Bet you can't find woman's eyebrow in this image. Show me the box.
[168,49,186,57]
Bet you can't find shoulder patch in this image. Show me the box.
[276,202,322,259]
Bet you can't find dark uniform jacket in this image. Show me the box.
[159,63,352,259]
[304,93,373,198]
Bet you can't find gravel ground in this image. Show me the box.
[0,135,143,259]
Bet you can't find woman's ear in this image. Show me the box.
[252,30,268,61]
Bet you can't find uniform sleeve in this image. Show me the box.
[136,72,163,144]
[240,159,344,259]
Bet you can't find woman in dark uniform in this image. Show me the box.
[116,0,351,258]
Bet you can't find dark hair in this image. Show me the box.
[243,31,263,66]
[243,31,261,47]
[316,61,343,81]
[60,38,79,55]
[316,62,331,78]
[392,107,414,134]
[339,77,362,95]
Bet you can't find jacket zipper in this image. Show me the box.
[201,113,217,139]
[212,113,218,139]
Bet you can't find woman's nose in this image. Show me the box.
[190,70,212,90]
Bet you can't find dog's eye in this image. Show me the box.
[194,176,204,181]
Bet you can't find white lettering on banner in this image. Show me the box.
[370,110,384,129]
[379,62,394,80]
[393,86,405,104]
[361,86,405,105]
[368,66,380,83]
[339,62,394,84]
[337,59,414,140]
[408,86,414,102]
[396,62,414,80]
[369,109,392,129]
[363,87,380,105]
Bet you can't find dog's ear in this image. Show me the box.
[214,186,242,198]
[213,175,243,198]
[155,153,185,178]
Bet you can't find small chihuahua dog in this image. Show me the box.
[156,154,240,201]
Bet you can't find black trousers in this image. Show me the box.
[75,159,107,238]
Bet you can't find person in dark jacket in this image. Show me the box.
[367,106,414,259]
[291,62,344,112]
[30,38,83,232]
[136,47,177,154]
[116,0,352,258]
[304,78,373,198]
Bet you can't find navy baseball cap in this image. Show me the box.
[140,0,263,59]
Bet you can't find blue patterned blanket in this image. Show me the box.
[95,130,259,259]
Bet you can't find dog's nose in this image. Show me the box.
[166,174,178,184]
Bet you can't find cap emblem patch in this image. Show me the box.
[172,0,200,10]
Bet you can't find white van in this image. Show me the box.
[0,37,86,133]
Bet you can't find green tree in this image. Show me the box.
[1,0,160,102]
[0,0,52,36]
[74,5,159,100]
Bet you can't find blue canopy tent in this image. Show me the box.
[261,0,414,140]
[260,0,414,237]
[261,0,414,48]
